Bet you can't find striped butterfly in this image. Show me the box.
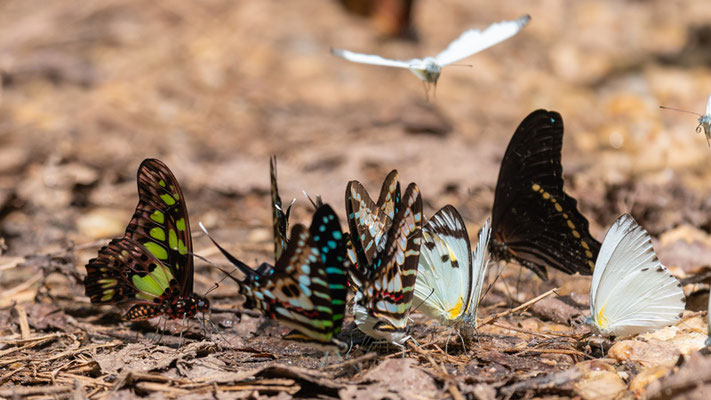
[660,93,711,146]
[84,159,209,321]
[350,183,423,346]
[345,169,400,290]
[271,155,293,262]
[414,206,491,333]
[588,214,686,338]
[202,204,349,351]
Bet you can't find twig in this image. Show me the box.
[0,385,72,397]
[478,288,559,327]
[0,367,24,385]
[0,256,24,271]
[500,347,587,357]
[490,322,577,339]
[14,304,31,339]
[407,342,464,400]
[322,351,378,371]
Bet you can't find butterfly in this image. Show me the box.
[201,204,349,351]
[414,206,491,332]
[349,182,423,346]
[344,169,401,290]
[707,286,711,346]
[84,159,209,321]
[588,214,686,338]
[331,15,530,92]
[489,109,602,280]
[660,93,711,146]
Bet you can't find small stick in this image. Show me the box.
[14,304,31,340]
[407,342,464,400]
[478,288,559,327]
[322,352,378,371]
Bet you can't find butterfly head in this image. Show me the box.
[697,115,711,142]
[165,293,210,319]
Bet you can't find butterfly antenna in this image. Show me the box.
[410,287,435,313]
[445,63,473,68]
[302,190,324,210]
[659,105,703,116]
[185,249,239,296]
[198,222,258,280]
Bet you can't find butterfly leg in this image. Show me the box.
[456,329,467,354]
[178,315,187,347]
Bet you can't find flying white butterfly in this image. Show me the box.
[588,214,686,338]
[331,15,531,92]
[660,93,711,146]
[413,206,490,333]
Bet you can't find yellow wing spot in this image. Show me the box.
[542,192,551,200]
[100,290,115,301]
[567,220,576,229]
[585,250,593,258]
[554,204,563,212]
[448,246,458,263]
[449,297,464,320]
[562,213,569,219]
[551,198,557,203]
[581,240,589,250]
[531,183,541,192]
[596,304,609,330]
[588,260,596,269]
[572,230,581,238]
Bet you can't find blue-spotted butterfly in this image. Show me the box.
[489,110,602,279]
[84,159,209,321]
[201,204,349,351]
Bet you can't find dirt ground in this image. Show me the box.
[3,0,711,399]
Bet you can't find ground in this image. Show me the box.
[2,0,711,399]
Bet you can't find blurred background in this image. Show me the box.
[2,0,711,300]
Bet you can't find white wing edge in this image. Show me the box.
[468,218,491,321]
[589,213,636,314]
[331,48,413,69]
[434,14,531,66]
[705,93,711,116]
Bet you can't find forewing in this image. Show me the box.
[414,205,471,323]
[490,110,600,278]
[376,169,401,221]
[465,218,491,323]
[435,15,530,66]
[84,238,176,307]
[591,214,685,337]
[332,48,413,68]
[346,180,393,278]
[270,156,291,261]
[706,93,711,116]
[125,159,194,293]
[362,183,423,330]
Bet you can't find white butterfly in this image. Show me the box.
[660,93,711,146]
[332,15,530,90]
[413,206,490,333]
[707,286,711,346]
[588,214,686,338]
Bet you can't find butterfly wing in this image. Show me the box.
[434,15,530,66]
[124,159,194,294]
[270,156,292,262]
[84,238,179,320]
[360,183,423,332]
[463,218,491,327]
[346,180,394,280]
[331,48,414,69]
[705,93,711,116]
[590,214,685,337]
[256,205,349,345]
[414,205,472,324]
[490,110,601,279]
[376,170,401,221]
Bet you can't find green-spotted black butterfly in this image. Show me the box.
[84,159,209,321]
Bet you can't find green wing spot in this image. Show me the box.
[176,218,186,231]
[132,274,162,296]
[178,239,188,255]
[160,194,176,206]
[143,242,168,260]
[158,179,166,188]
[168,229,178,251]
[100,290,115,301]
[136,292,155,301]
[149,227,166,241]
[150,210,165,224]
